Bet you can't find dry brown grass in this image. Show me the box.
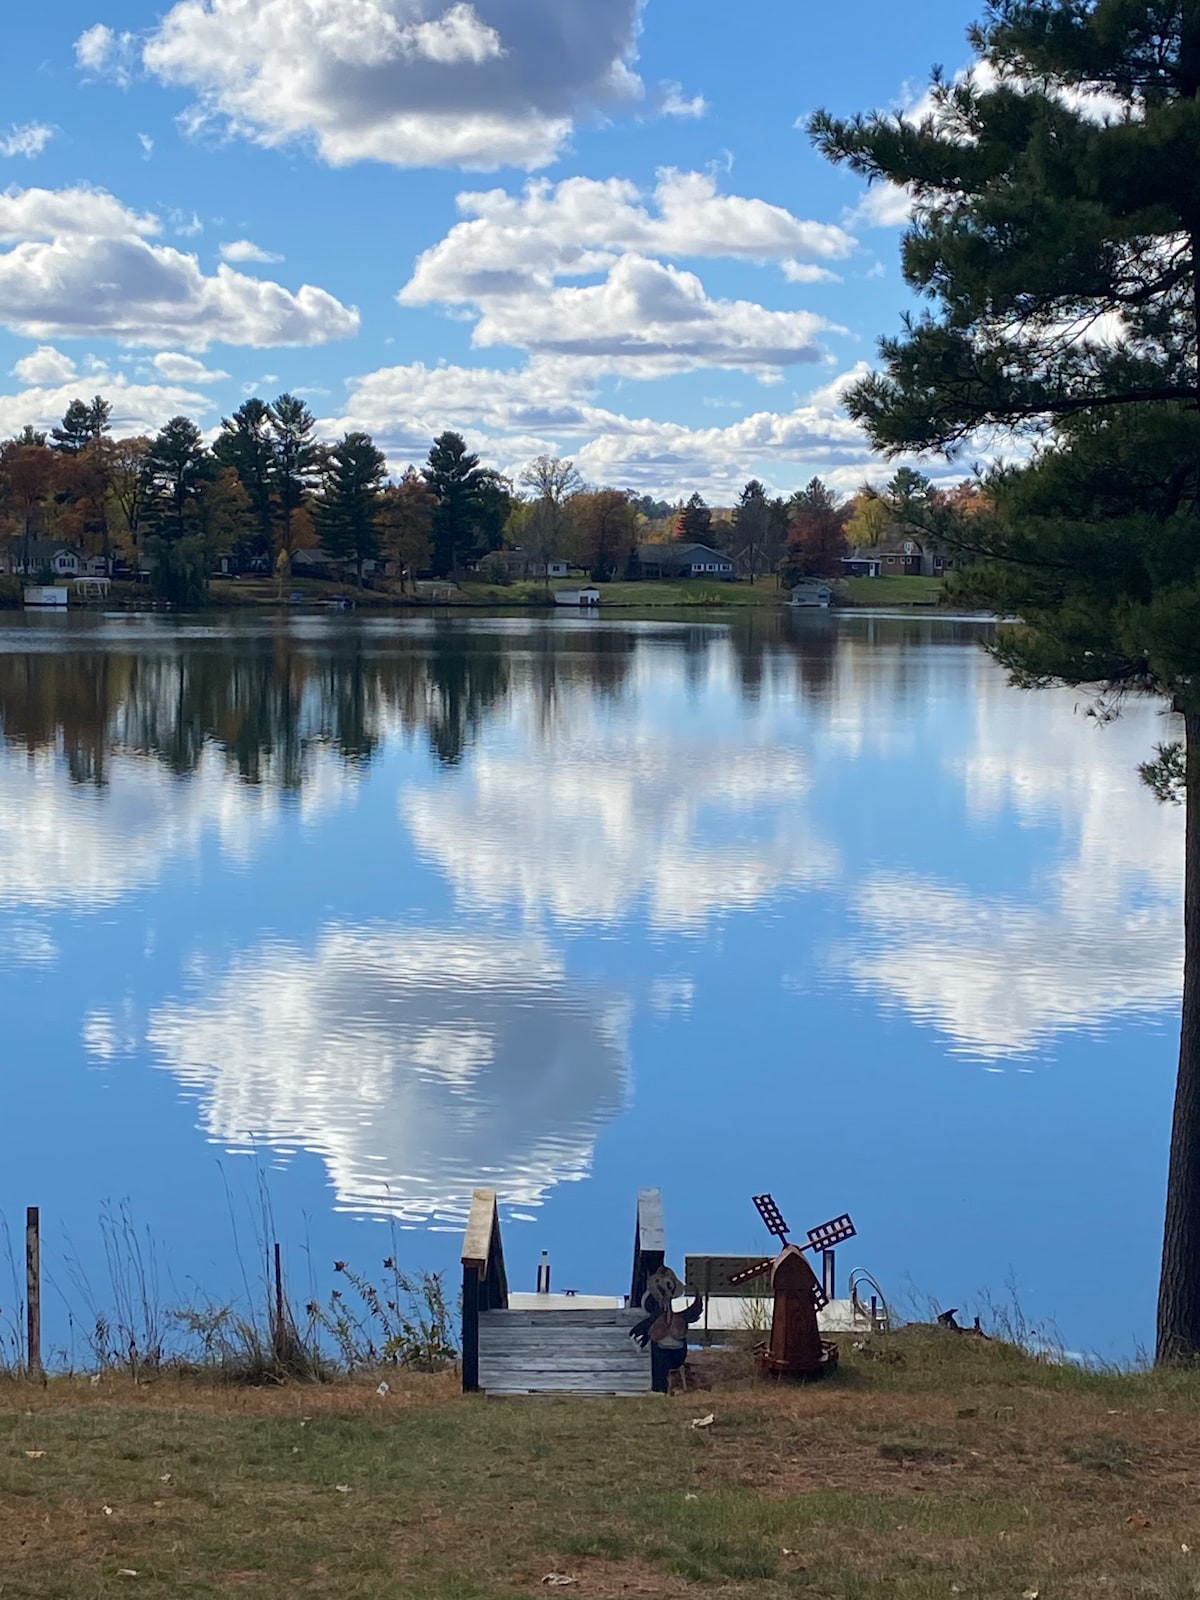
[4,1329,1200,1598]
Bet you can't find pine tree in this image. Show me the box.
[812,0,1200,1362]
[734,480,769,579]
[423,431,491,577]
[51,396,111,453]
[317,431,386,584]
[269,394,322,571]
[214,399,277,568]
[141,416,216,605]
[142,417,209,545]
[675,491,712,544]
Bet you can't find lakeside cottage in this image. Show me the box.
[488,550,572,580]
[841,537,955,580]
[291,547,383,583]
[637,542,735,580]
[2,541,108,579]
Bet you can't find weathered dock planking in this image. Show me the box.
[478,1307,649,1397]
[462,1188,661,1398]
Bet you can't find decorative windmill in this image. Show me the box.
[729,1194,856,1378]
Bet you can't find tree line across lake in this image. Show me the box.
[0,395,985,605]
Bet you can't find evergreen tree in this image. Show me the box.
[812,0,1200,1362]
[51,396,111,453]
[269,394,322,570]
[472,468,513,561]
[142,417,209,543]
[423,431,491,577]
[733,479,770,579]
[141,416,215,605]
[632,494,673,521]
[675,491,712,544]
[214,399,277,567]
[317,431,386,584]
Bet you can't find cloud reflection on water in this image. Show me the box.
[404,726,839,931]
[0,748,284,909]
[841,677,1184,1058]
[143,926,630,1222]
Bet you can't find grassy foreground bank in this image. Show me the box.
[3,1329,1199,1600]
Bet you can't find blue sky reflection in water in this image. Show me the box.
[0,612,1183,1363]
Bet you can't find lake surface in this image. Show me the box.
[0,609,1184,1362]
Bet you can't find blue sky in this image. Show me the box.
[0,0,979,499]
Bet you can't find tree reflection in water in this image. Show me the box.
[0,611,994,795]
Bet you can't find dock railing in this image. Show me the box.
[629,1188,664,1310]
[461,1188,508,1393]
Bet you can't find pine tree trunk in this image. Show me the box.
[1156,712,1200,1363]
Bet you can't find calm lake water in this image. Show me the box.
[0,609,1184,1362]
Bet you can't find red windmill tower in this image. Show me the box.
[729,1194,856,1379]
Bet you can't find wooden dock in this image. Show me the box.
[460,1188,881,1398]
[478,1306,650,1397]
[462,1188,664,1398]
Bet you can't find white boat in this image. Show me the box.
[554,586,601,608]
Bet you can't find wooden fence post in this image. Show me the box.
[273,1242,286,1359]
[25,1206,41,1378]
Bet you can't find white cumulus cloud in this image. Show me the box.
[322,356,882,499]
[470,253,838,377]
[0,184,358,349]
[402,169,856,306]
[11,344,77,385]
[398,169,855,378]
[0,373,211,439]
[131,0,649,170]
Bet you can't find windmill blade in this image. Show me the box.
[728,1257,775,1287]
[806,1213,856,1252]
[811,1282,829,1312]
[753,1193,790,1241]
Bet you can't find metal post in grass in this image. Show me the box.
[25,1206,41,1378]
